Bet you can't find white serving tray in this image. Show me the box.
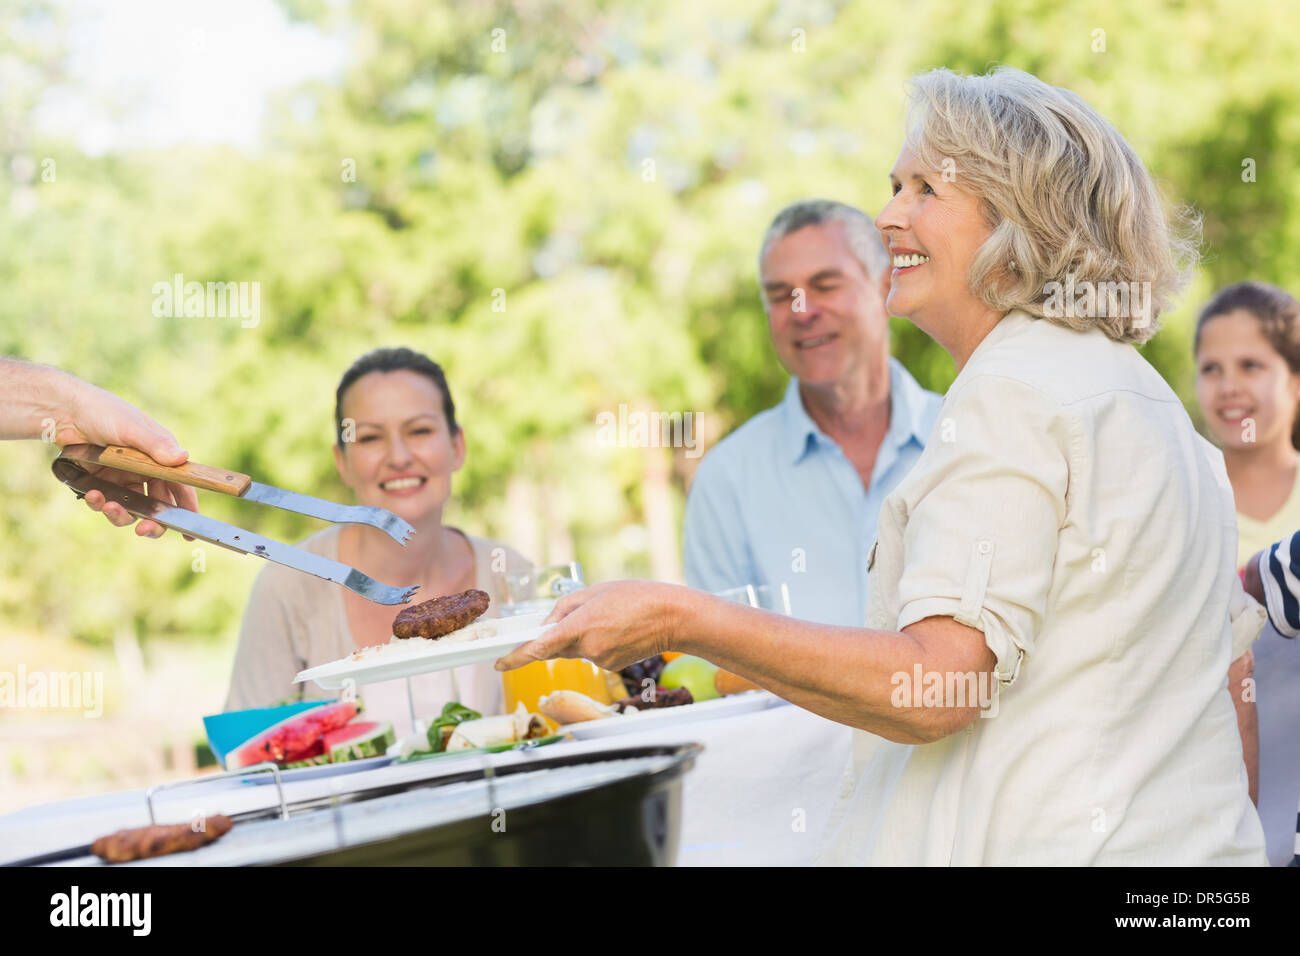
[557,690,784,739]
[295,613,553,690]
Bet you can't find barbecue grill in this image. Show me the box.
[4,742,701,867]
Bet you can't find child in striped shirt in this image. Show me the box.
[1245,535,1300,639]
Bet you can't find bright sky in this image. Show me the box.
[35,0,346,154]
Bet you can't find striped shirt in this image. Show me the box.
[1258,532,1300,639]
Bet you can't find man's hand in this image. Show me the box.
[61,380,199,538]
[0,359,198,538]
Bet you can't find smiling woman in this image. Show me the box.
[882,65,1196,348]
[224,347,532,731]
[497,66,1268,865]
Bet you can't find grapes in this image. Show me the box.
[619,655,666,696]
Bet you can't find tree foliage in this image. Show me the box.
[2,0,1297,647]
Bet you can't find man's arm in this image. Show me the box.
[1,358,198,536]
[1,357,81,441]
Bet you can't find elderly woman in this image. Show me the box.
[499,67,1267,864]
[226,347,531,730]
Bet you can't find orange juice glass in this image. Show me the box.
[502,659,617,731]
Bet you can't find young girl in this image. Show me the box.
[1197,281,1300,865]
[1195,281,1300,567]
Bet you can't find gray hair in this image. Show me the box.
[903,66,1199,343]
[758,199,891,282]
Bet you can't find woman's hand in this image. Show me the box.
[494,580,694,672]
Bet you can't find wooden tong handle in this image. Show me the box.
[59,444,252,496]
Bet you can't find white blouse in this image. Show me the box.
[819,310,1267,866]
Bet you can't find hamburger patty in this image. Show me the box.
[392,588,491,639]
[92,815,234,863]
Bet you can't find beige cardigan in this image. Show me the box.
[223,526,531,735]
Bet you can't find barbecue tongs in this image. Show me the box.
[53,444,420,605]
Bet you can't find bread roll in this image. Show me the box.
[538,690,617,725]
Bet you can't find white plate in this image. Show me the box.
[295,613,554,690]
[557,690,785,739]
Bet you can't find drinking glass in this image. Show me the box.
[498,562,584,617]
[713,583,793,614]
[656,583,792,663]
[497,563,620,724]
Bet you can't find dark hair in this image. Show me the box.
[334,347,459,446]
[1195,281,1300,451]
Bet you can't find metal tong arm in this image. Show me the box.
[57,443,253,497]
[52,455,421,605]
[53,456,305,559]
[54,456,233,549]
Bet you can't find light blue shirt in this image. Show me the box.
[683,358,942,626]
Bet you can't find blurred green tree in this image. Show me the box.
[1,0,1298,654]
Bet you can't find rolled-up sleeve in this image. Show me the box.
[895,375,1071,685]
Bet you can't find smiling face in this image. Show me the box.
[759,221,891,388]
[1196,309,1300,451]
[874,145,996,347]
[333,369,465,521]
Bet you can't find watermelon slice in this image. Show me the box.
[225,700,360,769]
[323,720,395,763]
[285,751,332,769]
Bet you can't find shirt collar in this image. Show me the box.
[781,357,931,465]
[884,356,934,448]
[948,309,1035,394]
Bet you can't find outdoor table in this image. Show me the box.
[602,699,853,865]
[0,698,854,866]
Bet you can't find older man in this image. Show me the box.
[684,199,942,626]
